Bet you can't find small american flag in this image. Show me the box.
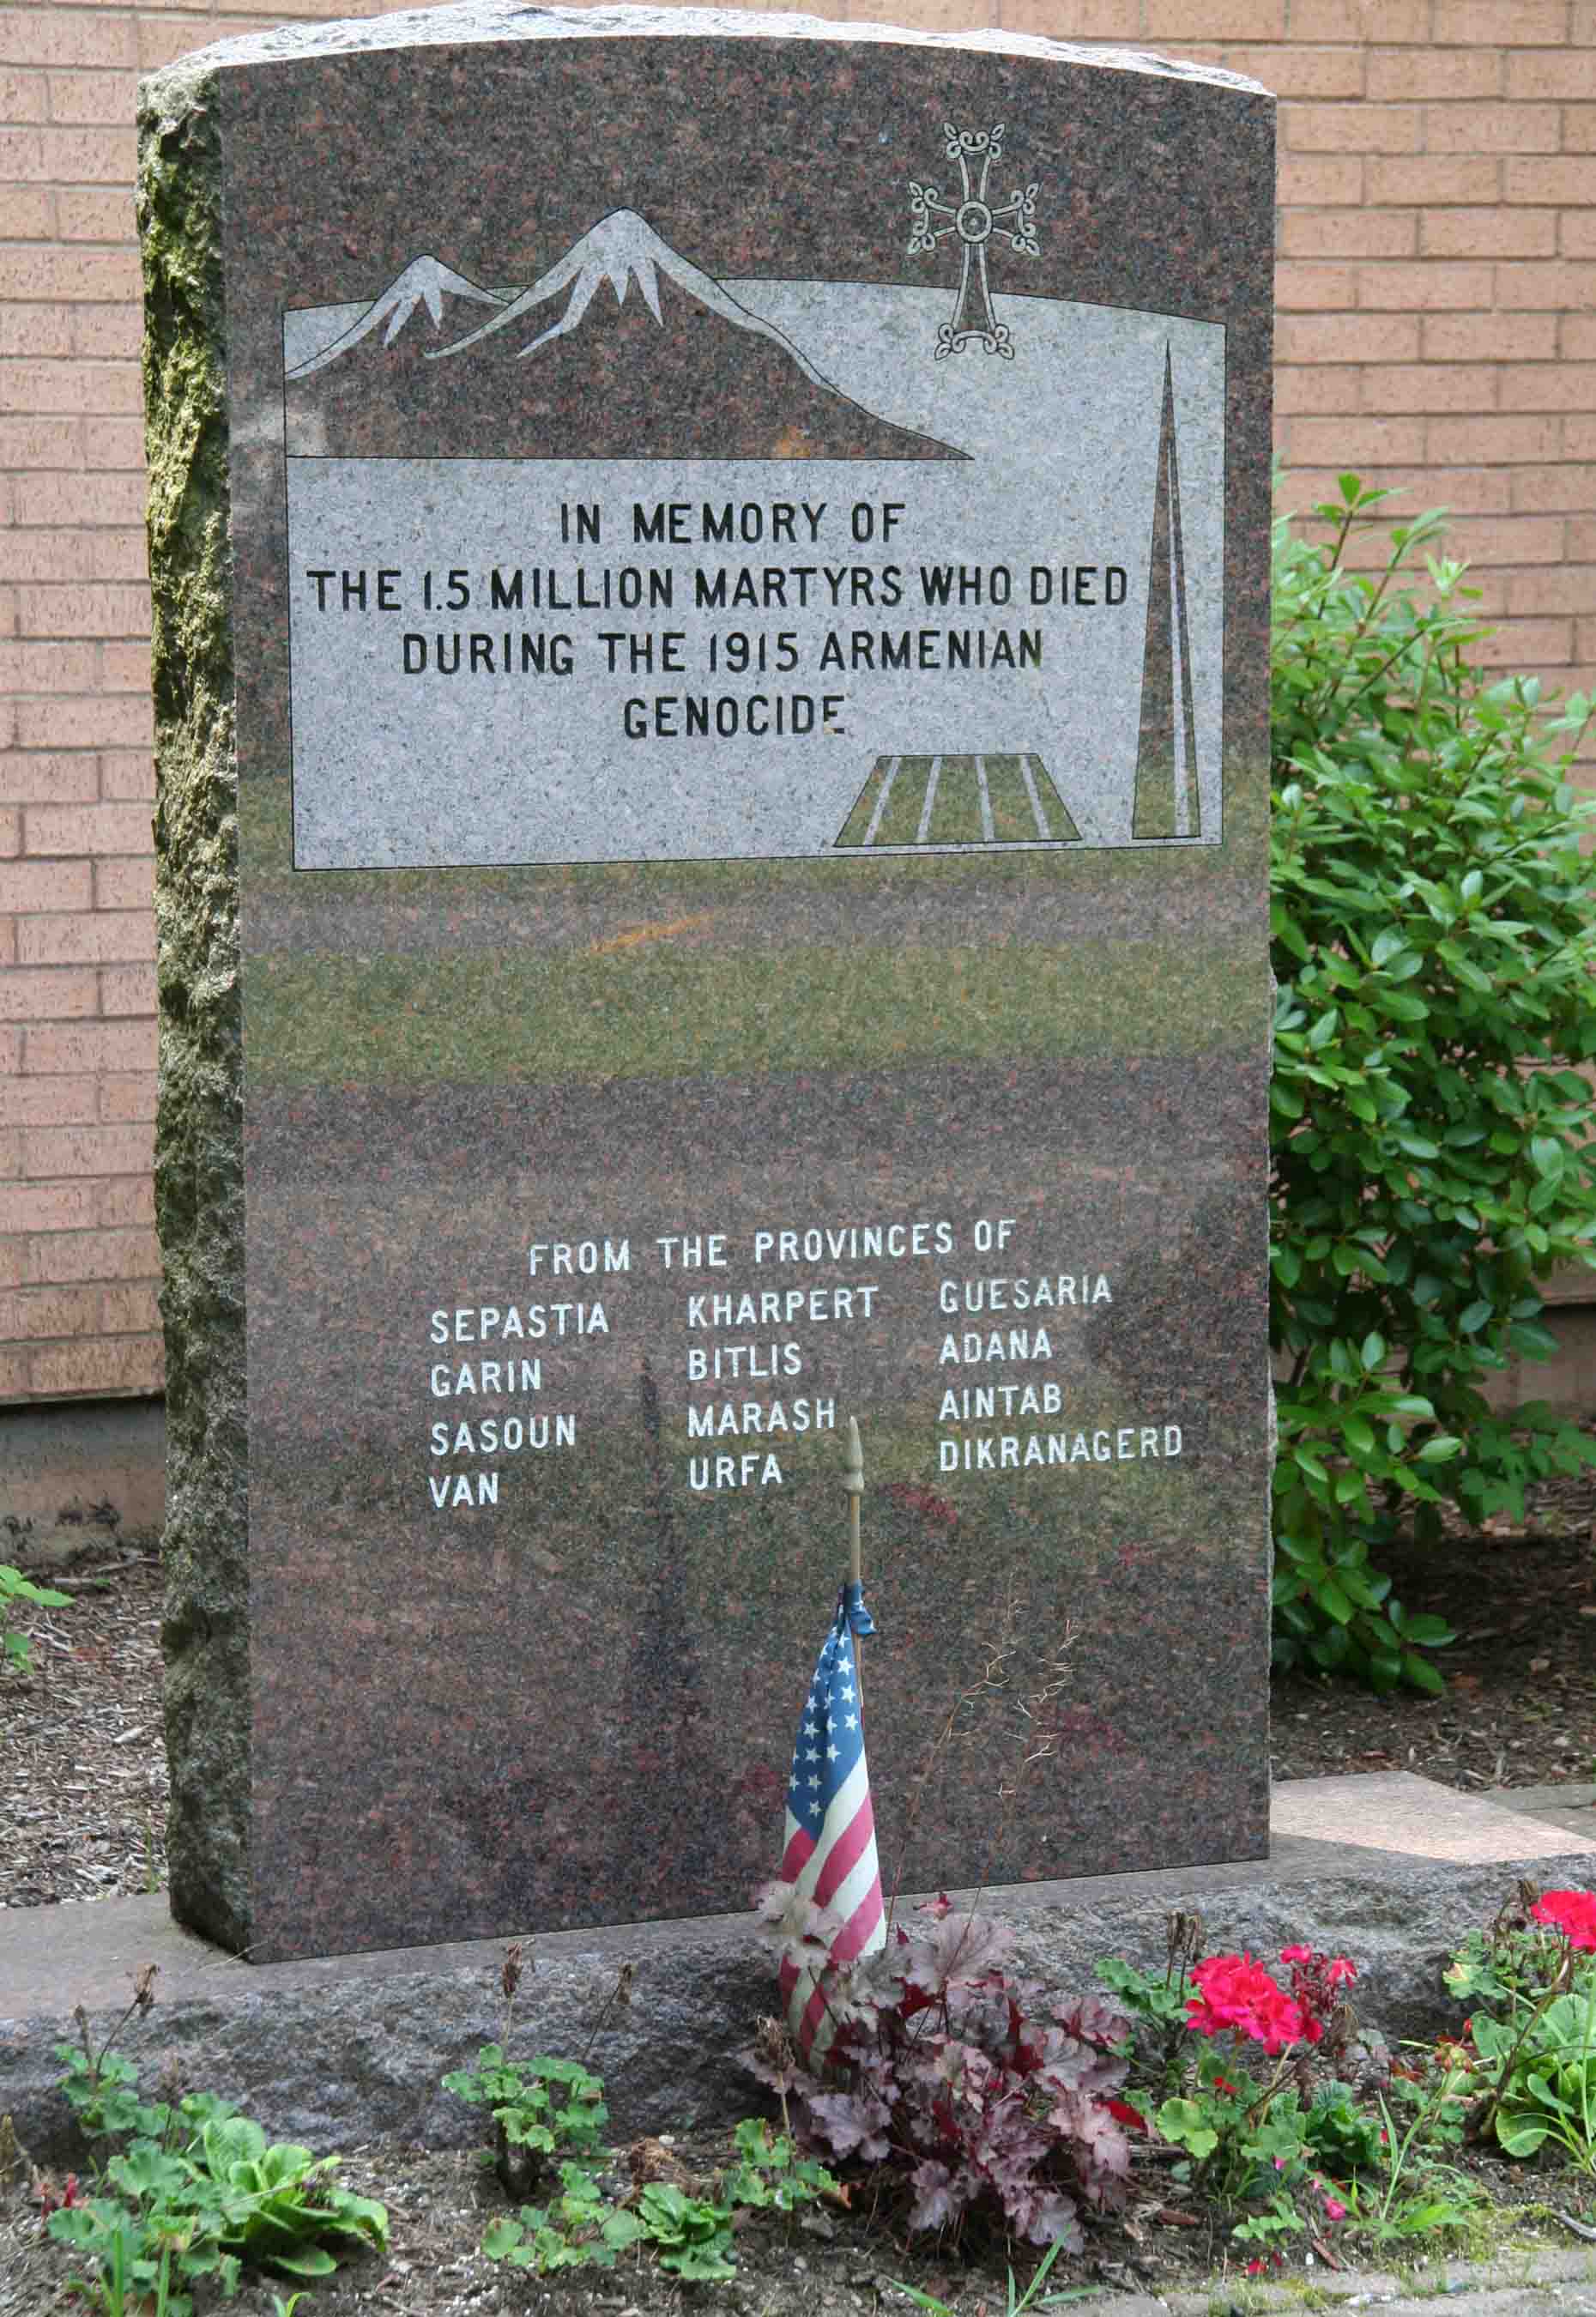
[777,1580,886,2062]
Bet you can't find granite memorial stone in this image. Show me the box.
[139,3,1276,1963]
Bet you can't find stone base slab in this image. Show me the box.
[2,1775,1593,2164]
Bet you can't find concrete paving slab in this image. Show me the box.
[1272,1774,1596,1864]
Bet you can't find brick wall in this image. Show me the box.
[2,0,1594,1405]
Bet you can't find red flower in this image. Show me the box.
[1531,1889,1596,1953]
[1187,1953,1309,2054]
[1107,2098,1148,2133]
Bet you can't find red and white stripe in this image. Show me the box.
[777,1753,886,2064]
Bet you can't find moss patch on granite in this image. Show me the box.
[139,64,251,1954]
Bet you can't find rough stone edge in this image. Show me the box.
[136,69,251,1954]
[5,1852,1593,2168]
[137,1,1271,100]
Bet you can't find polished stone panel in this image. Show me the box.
[140,4,1275,1963]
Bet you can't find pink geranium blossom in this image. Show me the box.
[1531,1889,1596,1953]
[1187,1953,1310,2054]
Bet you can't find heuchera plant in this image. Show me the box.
[744,1892,1134,2248]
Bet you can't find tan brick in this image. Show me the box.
[1433,0,1570,38]
[1430,414,1563,462]
[23,1017,154,1072]
[1478,616,1575,664]
[1497,261,1596,306]
[1507,566,1596,614]
[1367,156,1500,204]
[88,532,149,583]
[1277,154,1364,203]
[100,1281,160,1335]
[100,963,154,1015]
[17,911,154,966]
[1285,415,1430,465]
[15,641,100,693]
[0,67,48,119]
[46,70,139,125]
[0,124,44,178]
[23,801,151,856]
[0,14,138,67]
[21,1122,155,1181]
[0,306,74,356]
[13,696,152,751]
[1287,0,1429,33]
[0,530,94,584]
[1563,106,1596,150]
[1506,156,1596,203]
[37,127,137,183]
[1507,50,1596,97]
[1427,104,1562,153]
[97,753,154,802]
[1291,462,1515,513]
[1566,415,1596,458]
[1359,259,1496,306]
[94,859,155,914]
[0,1241,24,1292]
[1449,513,1569,562]
[0,859,92,912]
[1424,311,1558,360]
[101,643,154,693]
[57,188,138,243]
[1367,48,1502,100]
[1560,313,1596,358]
[1273,260,1357,307]
[2,187,57,238]
[0,1074,98,1128]
[14,472,146,526]
[1513,463,1596,511]
[0,358,140,413]
[15,584,148,638]
[0,753,99,804]
[71,307,141,361]
[28,1334,163,1397]
[0,1181,98,1234]
[1289,101,1421,150]
[1276,365,1362,413]
[0,419,82,469]
[97,1176,154,1230]
[27,1225,158,1285]
[0,1286,102,1341]
[96,1074,156,1124]
[1577,616,1596,662]
[1280,208,1418,256]
[1362,361,1498,410]
[1560,211,1596,257]
[1226,45,1365,96]
[137,19,221,70]
[82,418,144,470]
[1276,311,1421,361]
[1503,361,1596,409]
[1422,207,1557,258]
[1001,0,1143,32]
[0,810,17,859]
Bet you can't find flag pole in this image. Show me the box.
[843,1416,864,1714]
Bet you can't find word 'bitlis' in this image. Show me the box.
[908,124,1039,360]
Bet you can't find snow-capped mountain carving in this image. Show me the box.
[430,209,830,386]
[287,256,513,378]
[282,213,958,462]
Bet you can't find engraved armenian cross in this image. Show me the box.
[908,124,1040,359]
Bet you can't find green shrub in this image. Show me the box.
[1,1563,70,1674]
[1271,472,1596,1691]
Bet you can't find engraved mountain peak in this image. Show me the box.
[430,208,831,386]
[283,215,960,460]
[286,254,511,378]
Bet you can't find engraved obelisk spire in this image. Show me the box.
[1133,344,1200,840]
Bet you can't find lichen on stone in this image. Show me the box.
[138,68,251,1954]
